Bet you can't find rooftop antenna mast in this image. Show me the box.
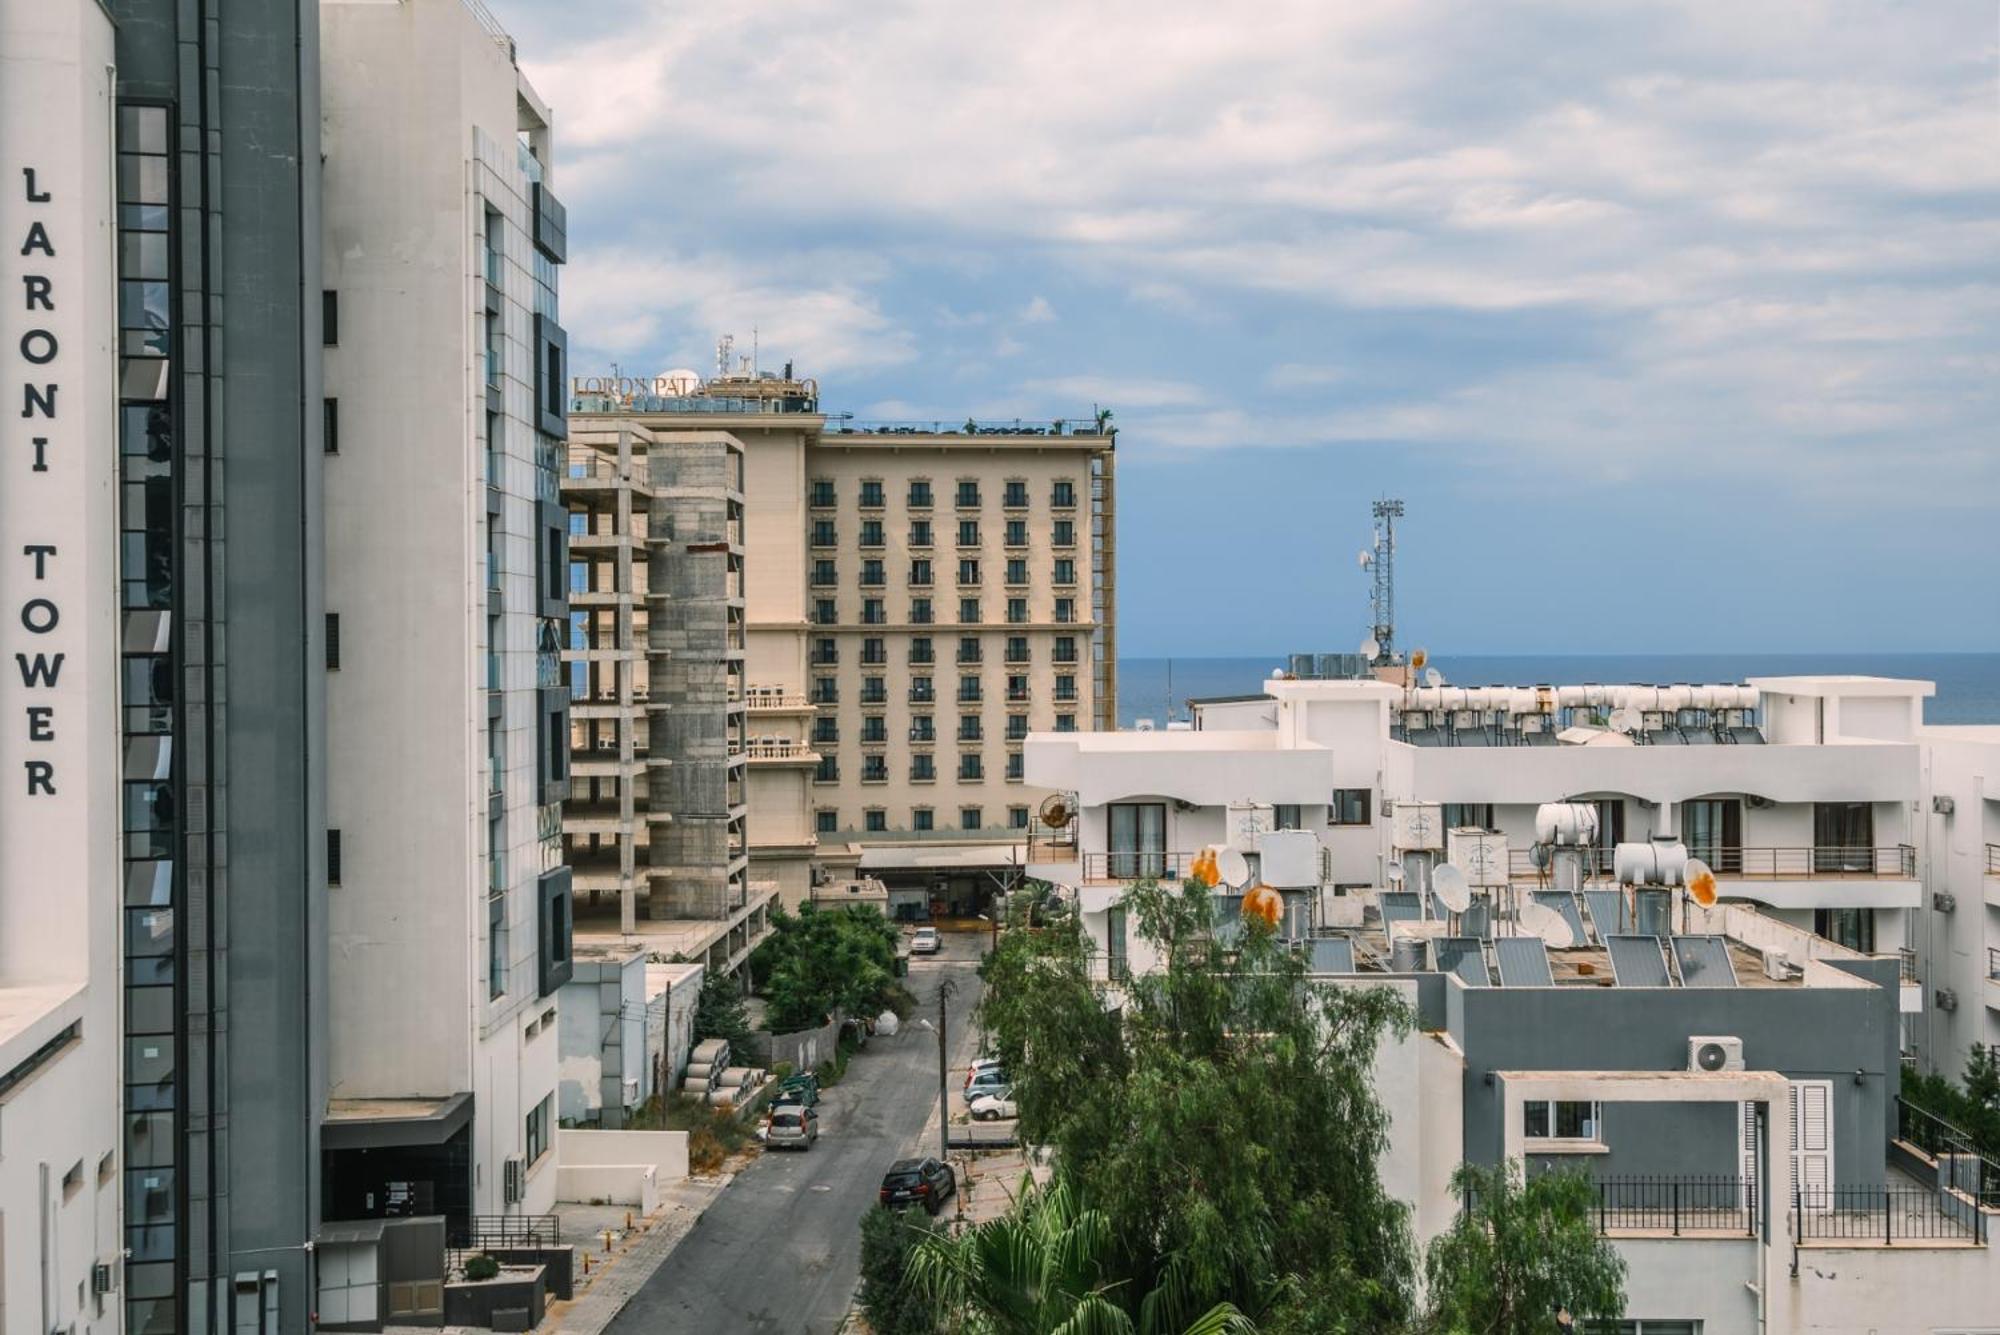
[1368,497,1403,667]
[715,333,734,380]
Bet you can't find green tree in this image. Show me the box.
[904,1177,1256,1335]
[692,968,753,1051]
[977,876,1417,1330]
[859,1204,939,1335]
[1419,1161,1626,1335]
[751,903,902,1033]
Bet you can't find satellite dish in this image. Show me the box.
[1422,667,1443,689]
[1217,848,1252,888]
[659,368,703,396]
[1359,637,1381,661]
[1384,861,1405,883]
[1357,549,1373,568]
[1519,901,1576,949]
[1685,857,1718,908]
[1432,863,1472,914]
[1037,794,1073,829]
[1242,884,1283,928]
[1410,648,1428,671]
[1529,843,1552,869]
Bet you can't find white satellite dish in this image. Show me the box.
[1519,900,1576,949]
[1432,863,1472,914]
[1384,861,1405,883]
[1357,549,1373,568]
[1217,848,1252,888]
[1359,637,1381,661]
[1422,667,1443,688]
[658,368,703,396]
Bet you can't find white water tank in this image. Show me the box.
[1534,803,1599,847]
[1390,801,1444,852]
[1616,837,1688,886]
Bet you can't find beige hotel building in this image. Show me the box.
[567,366,1116,918]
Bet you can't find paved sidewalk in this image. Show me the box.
[545,1174,733,1335]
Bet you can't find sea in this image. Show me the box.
[1115,653,2000,730]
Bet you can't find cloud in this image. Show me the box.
[1021,376,1209,410]
[1020,296,1057,324]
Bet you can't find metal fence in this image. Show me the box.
[451,1214,561,1249]
[1793,1184,1985,1245]
[1081,852,1196,883]
[1591,1176,1759,1236]
[1897,1097,2000,1207]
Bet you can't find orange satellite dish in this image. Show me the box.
[1192,848,1221,888]
[1685,858,1718,908]
[1242,884,1283,927]
[1410,648,1429,671]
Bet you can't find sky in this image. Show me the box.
[495,0,2000,657]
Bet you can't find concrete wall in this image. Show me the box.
[555,1129,687,1204]
[1613,1237,1759,1335]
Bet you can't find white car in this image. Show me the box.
[910,926,941,955]
[969,1088,1018,1121]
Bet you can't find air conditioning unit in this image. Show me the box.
[1932,795,1955,816]
[1933,891,1956,913]
[91,1261,116,1297]
[1688,1036,1745,1072]
[502,1155,525,1205]
[1761,949,1798,981]
[1935,988,1959,1013]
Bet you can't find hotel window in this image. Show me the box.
[860,480,886,508]
[813,678,839,704]
[1004,519,1027,546]
[813,637,838,666]
[1007,597,1028,624]
[1443,803,1494,830]
[815,755,840,782]
[1006,752,1024,780]
[1275,805,1303,830]
[1053,558,1076,585]
[958,676,983,703]
[958,558,981,586]
[1009,805,1031,830]
[811,559,837,586]
[956,480,981,508]
[908,480,933,508]
[910,520,933,547]
[327,829,344,886]
[914,808,934,832]
[323,288,340,345]
[816,810,839,834]
[960,806,984,831]
[862,597,886,625]
[1053,519,1075,546]
[813,598,837,625]
[909,559,933,587]
[483,206,504,285]
[958,636,982,665]
[910,715,936,742]
[1008,675,1031,702]
[811,478,835,507]
[861,677,888,705]
[326,613,341,670]
[861,717,888,744]
[526,1095,553,1167]
[1055,714,1076,733]
[1005,558,1028,585]
[909,597,936,625]
[958,520,980,547]
[1006,636,1029,664]
[958,597,981,623]
[1330,789,1372,825]
[865,809,888,833]
[324,397,339,455]
[811,519,836,547]
[862,637,887,665]
[1004,480,1029,508]
[813,717,839,744]
[911,754,937,782]
[910,675,935,703]
[863,756,889,783]
[910,637,935,665]
[1006,714,1028,740]
[1052,479,1076,507]
[1053,674,1076,702]
[1523,1100,1601,1143]
[1053,636,1077,664]
[1054,597,1075,624]
[958,715,983,742]
[484,310,502,387]
[861,559,886,587]
[860,519,885,547]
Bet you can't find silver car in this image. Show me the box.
[767,1105,819,1151]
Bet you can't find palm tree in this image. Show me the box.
[901,1177,1256,1335]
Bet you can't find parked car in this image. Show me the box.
[965,1056,1006,1083]
[965,1066,1009,1097]
[969,1087,1018,1121]
[910,926,942,955]
[879,1157,957,1214]
[766,1105,819,1151]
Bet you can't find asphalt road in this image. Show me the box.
[606,937,986,1335]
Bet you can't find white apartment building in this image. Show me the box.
[1026,671,2000,1334]
[320,0,573,1228]
[568,373,1118,921]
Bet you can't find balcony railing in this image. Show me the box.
[745,692,810,711]
[1897,1097,2000,1207]
[744,739,813,760]
[1989,947,2000,982]
[1793,1183,1985,1245]
[1507,845,1917,881]
[1086,956,1132,984]
[827,418,1112,439]
[1988,843,2000,876]
[1585,1176,1758,1237]
[1026,831,1078,862]
[1083,852,1197,884]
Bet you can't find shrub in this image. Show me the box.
[462,1254,500,1282]
[858,1206,937,1335]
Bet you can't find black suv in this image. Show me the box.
[878,1157,956,1215]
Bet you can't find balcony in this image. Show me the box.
[1082,851,1197,884]
[744,691,811,712]
[1507,845,1916,882]
[1988,844,2000,876]
[909,687,936,704]
[744,738,819,765]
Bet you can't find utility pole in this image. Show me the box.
[935,975,956,1162]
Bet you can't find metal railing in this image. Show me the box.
[745,692,809,710]
[1507,845,1917,881]
[826,417,1111,438]
[1897,1097,2000,1207]
[1588,1177,1759,1236]
[1987,843,2000,876]
[1082,852,1197,884]
[452,1214,560,1249]
[1026,831,1078,862]
[1794,1184,1985,1245]
[1086,956,1132,984]
[1989,948,2000,982]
